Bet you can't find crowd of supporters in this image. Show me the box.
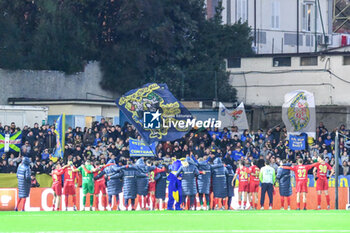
[0,119,349,177]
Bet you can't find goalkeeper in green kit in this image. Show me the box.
[72,160,100,211]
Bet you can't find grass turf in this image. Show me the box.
[0,210,349,232]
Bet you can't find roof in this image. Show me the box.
[8,98,116,106]
[324,45,350,52]
[232,51,350,58]
[0,105,48,111]
[7,98,211,109]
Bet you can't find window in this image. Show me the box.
[257,31,267,44]
[284,33,303,46]
[343,56,350,65]
[271,0,280,29]
[302,3,313,32]
[305,34,314,46]
[273,57,291,67]
[300,56,318,66]
[227,58,241,68]
[236,0,248,22]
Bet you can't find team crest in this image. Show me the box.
[229,109,243,121]
[287,92,310,131]
[220,107,243,121]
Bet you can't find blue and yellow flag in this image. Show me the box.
[53,114,65,158]
[116,83,192,144]
[0,131,22,152]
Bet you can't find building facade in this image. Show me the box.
[228,52,350,105]
[227,51,350,129]
[207,0,346,54]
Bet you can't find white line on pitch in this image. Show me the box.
[9,230,350,233]
[3,212,350,217]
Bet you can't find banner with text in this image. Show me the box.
[129,138,156,157]
[289,135,306,150]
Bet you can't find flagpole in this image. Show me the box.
[62,113,66,156]
[335,130,339,210]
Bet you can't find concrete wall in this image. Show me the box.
[0,61,115,105]
[247,106,350,131]
[47,104,120,117]
[0,106,48,128]
[228,53,350,106]
[101,106,120,118]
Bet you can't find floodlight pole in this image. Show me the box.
[335,130,339,210]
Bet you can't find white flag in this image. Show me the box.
[219,102,249,130]
[4,134,10,152]
[282,90,316,138]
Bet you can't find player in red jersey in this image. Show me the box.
[146,160,166,210]
[248,160,260,210]
[146,161,156,210]
[313,155,334,210]
[51,163,68,211]
[93,161,107,211]
[63,161,78,211]
[233,161,250,210]
[282,159,319,210]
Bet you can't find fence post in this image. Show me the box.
[335,130,339,210]
[214,71,218,101]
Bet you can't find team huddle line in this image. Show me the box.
[15,154,333,211]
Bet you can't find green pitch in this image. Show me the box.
[0,210,350,232]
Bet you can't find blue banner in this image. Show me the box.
[53,114,65,158]
[116,83,193,144]
[129,138,156,157]
[289,135,305,150]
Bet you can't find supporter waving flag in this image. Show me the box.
[53,114,65,158]
[116,83,192,144]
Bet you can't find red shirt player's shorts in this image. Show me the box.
[249,182,259,193]
[148,182,156,193]
[238,182,249,192]
[316,178,328,191]
[94,182,107,195]
[296,181,308,193]
[63,183,76,195]
[52,183,62,196]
